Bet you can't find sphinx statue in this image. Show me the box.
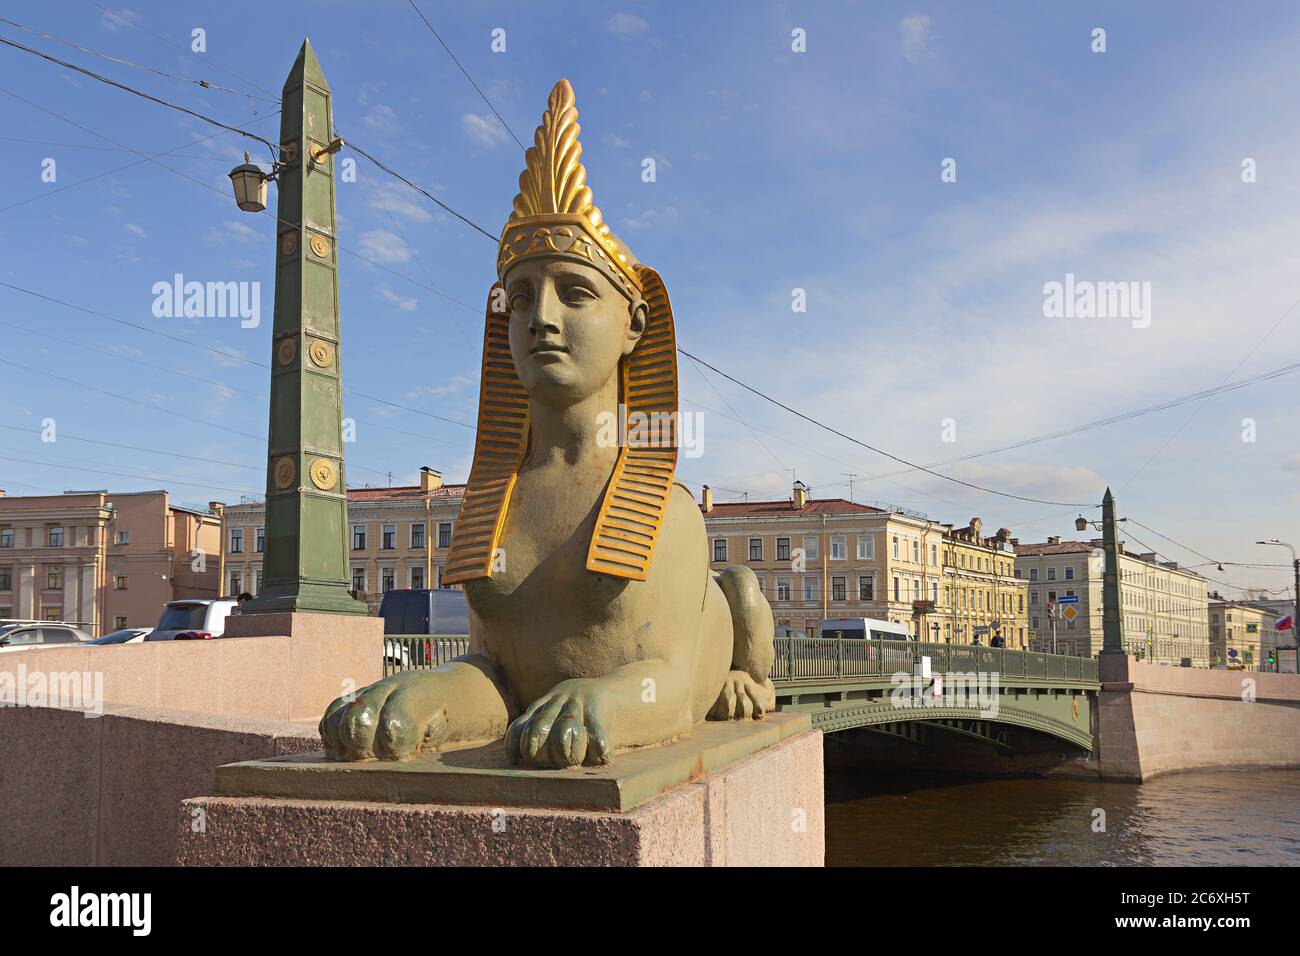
[320,79,776,768]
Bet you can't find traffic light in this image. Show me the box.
[1268,650,1277,669]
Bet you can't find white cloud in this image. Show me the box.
[209,347,250,369]
[205,220,260,244]
[405,376,472,401]
[603,133,630,149]
[363,104,399,133]
[376,283,417,312]
[124,223,147,238]
[899,14,934,64]
[365,180,434,223]
[622,206,680,231]
[100,7,138,31]
[357,229,411,264]
[461,113,510,148]
[607,12,649,37]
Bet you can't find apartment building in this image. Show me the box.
[1208,596,1271,670]
[699,482,1028,647]
[1014,537,1210,665]
[220,467,466,614]
[0,488,221,636]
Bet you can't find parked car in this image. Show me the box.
[0,622,93,652]
[87,627,153,646]
[146,598,239,641]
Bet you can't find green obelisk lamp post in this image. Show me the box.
[230,40,365,617]
[1077,488,1125,657]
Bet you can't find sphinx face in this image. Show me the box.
[504,257,644,406]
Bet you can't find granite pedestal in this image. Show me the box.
[176,712,824,866]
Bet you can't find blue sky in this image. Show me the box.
[1,1,1298,599]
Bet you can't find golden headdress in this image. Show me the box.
[442,80,679,585]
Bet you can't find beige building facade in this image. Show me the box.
[1014,538,1210,665]
[0,488,221,636]
[1208,597,1269,670]
[220,468,466,614]
[699,482,1028,647]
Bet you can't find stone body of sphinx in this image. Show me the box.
[320,79,776,768]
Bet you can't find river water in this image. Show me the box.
[825,766,1300,866]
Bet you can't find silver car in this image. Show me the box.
[0,622,93,653]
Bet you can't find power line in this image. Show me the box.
[0,34,280,156]
[81,0,279,100]
[677,348,1092,508]
[0,15,279,104]
[0,453,260,496]
[405,0,525,151]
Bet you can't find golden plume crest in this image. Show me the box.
[445,79,676,585]
[497,79,641,299]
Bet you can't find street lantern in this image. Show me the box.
[228,152,268,213]
[1075,515,1088,532]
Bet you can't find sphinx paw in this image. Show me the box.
[320,672,448,761]
[709,670,774,721]
[505,679,613,768]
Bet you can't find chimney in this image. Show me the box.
[1010,537,1019,547]
[1047,536,1060,545]
[701,484,714,513]
[792,480,808,510]
[420,466,443,493]
[0,489,6,497]
[208,501,224,516]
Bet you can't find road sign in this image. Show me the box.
[1063,605,1078,622]
[973,625,990,635]
[1057,595,1079,605]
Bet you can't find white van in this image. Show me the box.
[819,617,911,641]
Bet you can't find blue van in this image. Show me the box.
[378,587,469,636]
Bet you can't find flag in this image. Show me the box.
[1276,614,1294,632]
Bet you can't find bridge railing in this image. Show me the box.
[382,635,471,677]
[770,637,1099,684]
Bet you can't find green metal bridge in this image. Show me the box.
[772,636,1100,752]
[383,634,1101,753]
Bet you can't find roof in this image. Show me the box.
[345,483,466,502]
[1014,541,1098,556]
[701,497,884,518]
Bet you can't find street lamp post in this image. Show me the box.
[1255,538,1299,672]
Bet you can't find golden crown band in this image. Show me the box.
[498,215,643,302]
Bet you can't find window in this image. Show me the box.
[1048,590,1057,604]
[803,536,819,561]
[830,535,846,560]
[114,530,129,545]
[832,576,846,601]
[857,534,874,560]
[1029,567,1038,581]
[410,566,425,590]
[352,526,367,550]
[411,523,426,549]
[930,544,938,566]
[912,540,920,564]
[0,529,12,548]
[893,576,901,602]
[859,575,874,601]
[931,581,939,603]
[1064,566,1074,580]
[382,568,395,592]
[352,568,366,593]
[749,538,763,561]
[229,573,242,594]
[0,568,10,591]
[776,577,791,601]
[43,608,62,622]
[230,528,244,554]
[802,577,819,602]
[382,525,396,550]
[114,616,127,630]
[256,527,265,553]
[892,536,900,560]
[48,527,64,547]
[114,575,128,590]
[438,523,453,548]
[777,537,791,561]
[713,539,728,563]
[46,567,62,590]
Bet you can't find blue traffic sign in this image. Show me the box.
[1057,595,1080,605]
